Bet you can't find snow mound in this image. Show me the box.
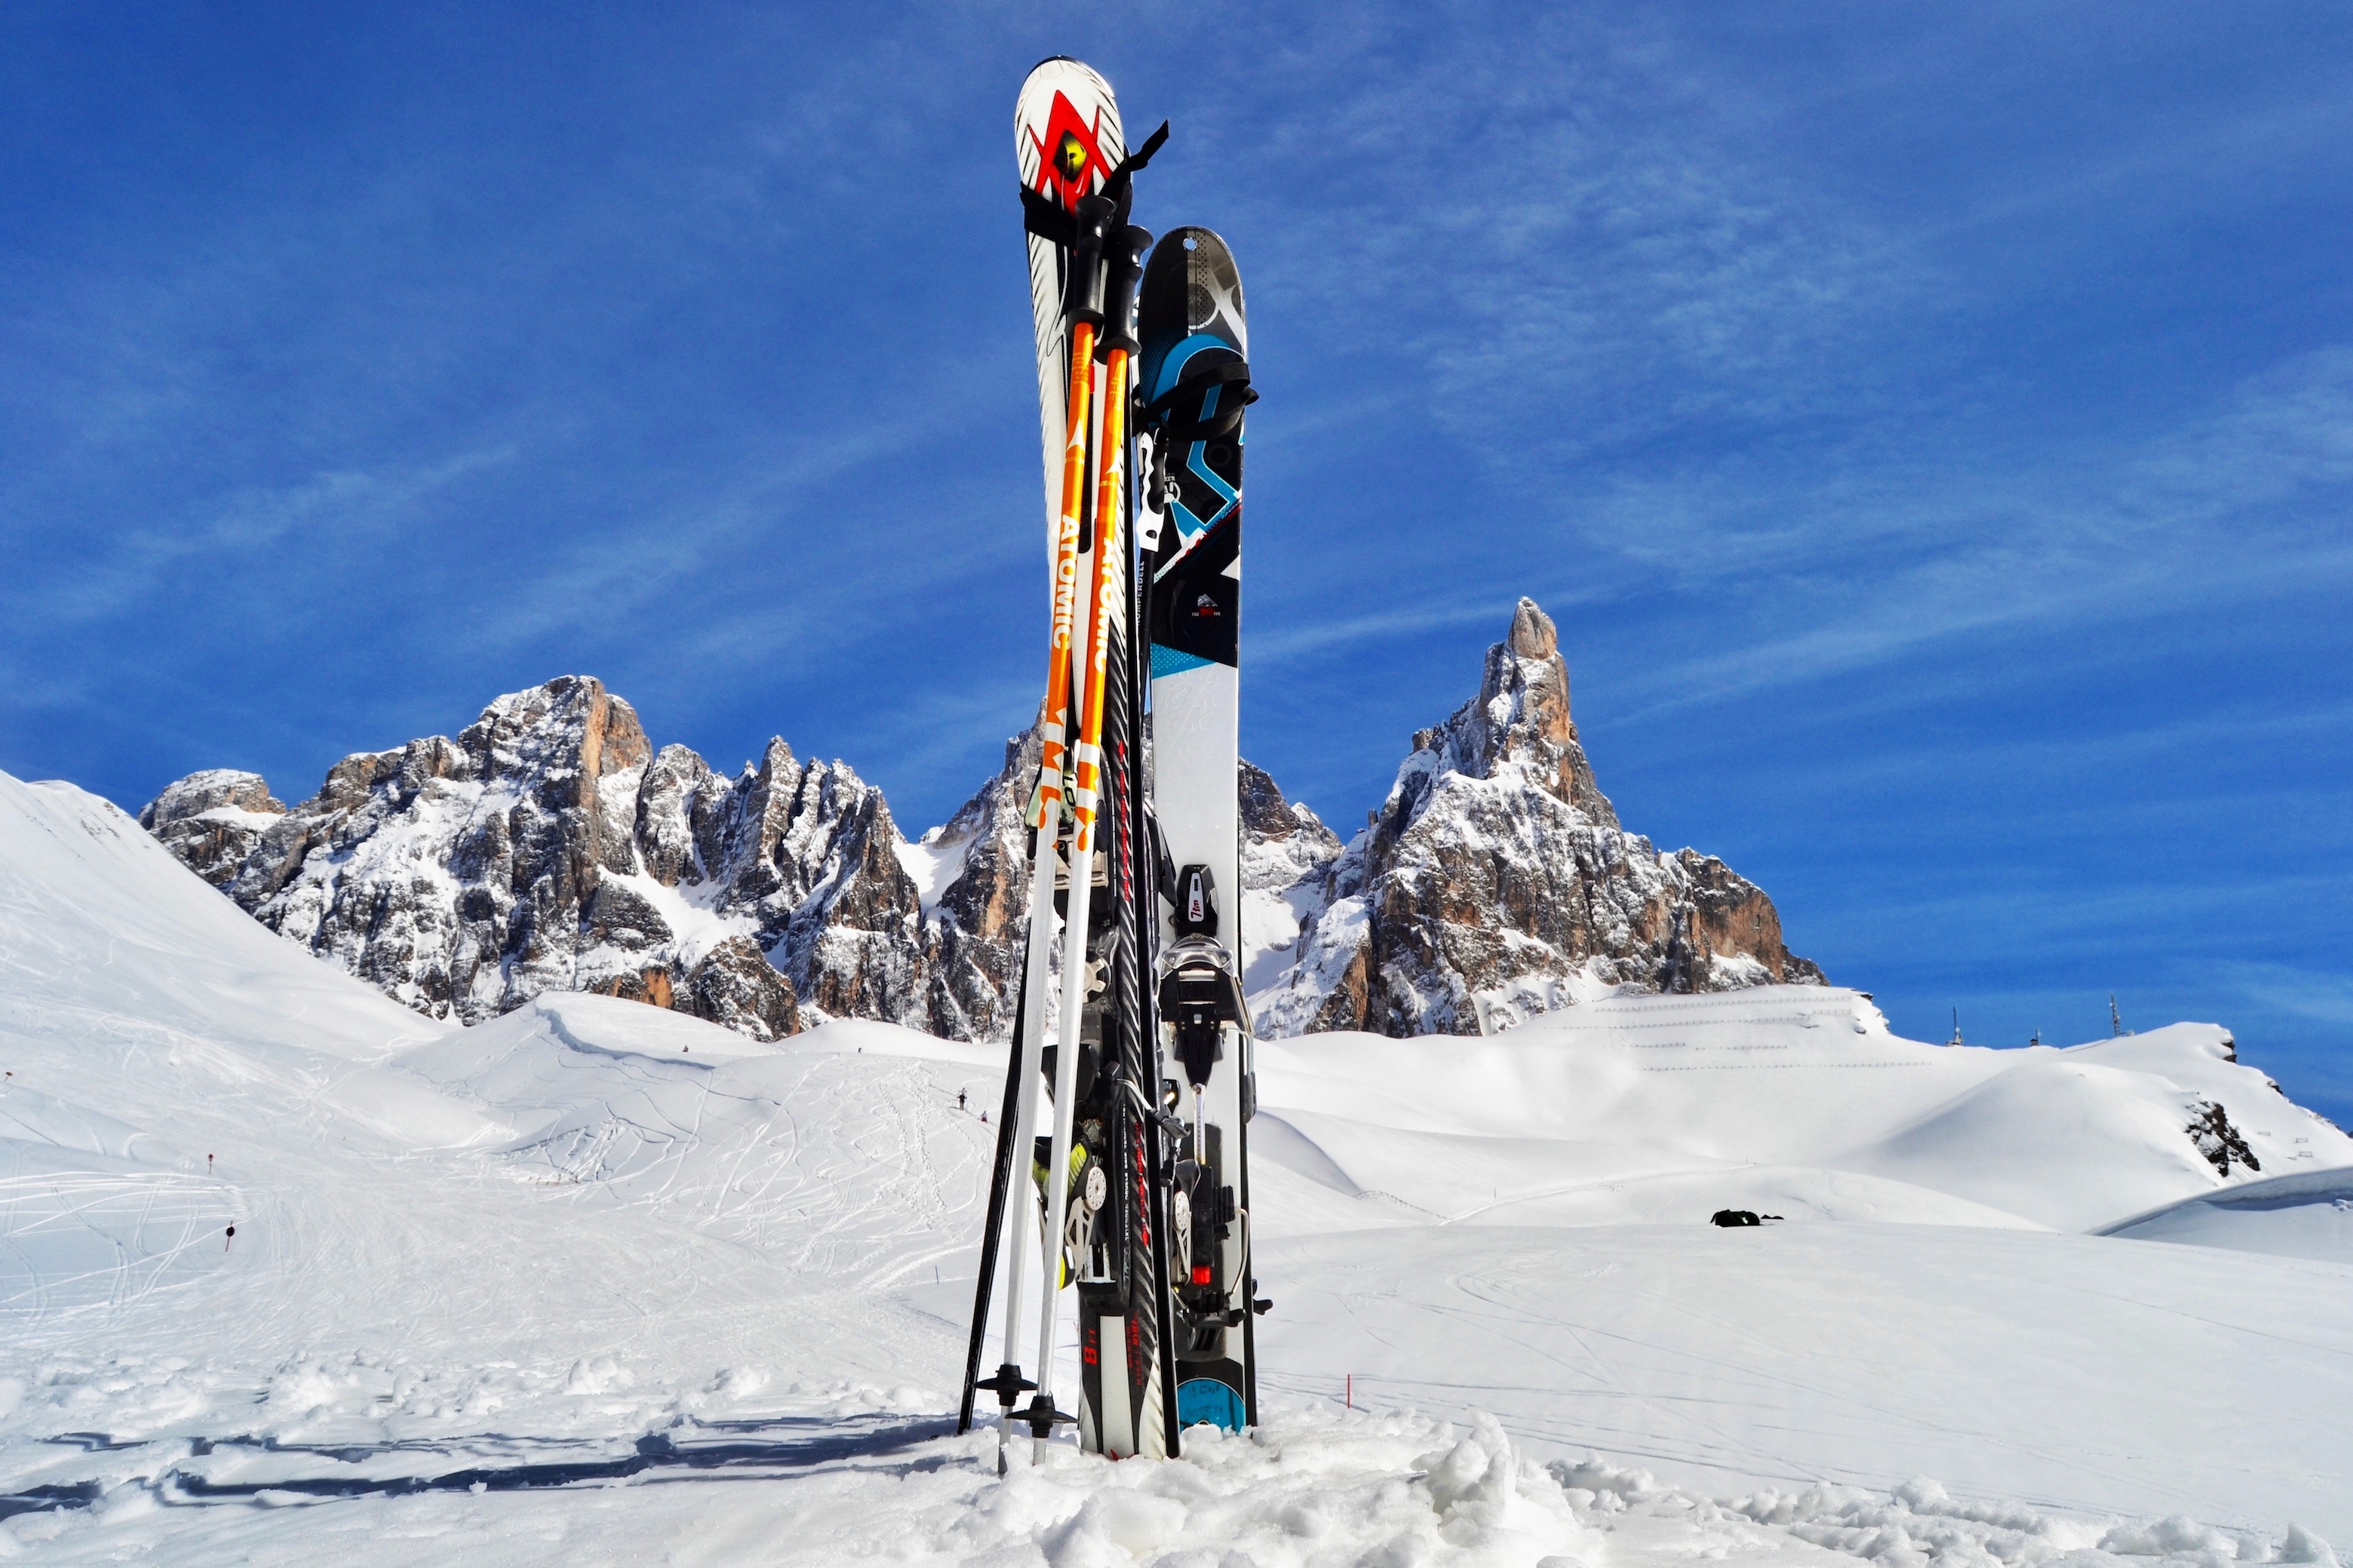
[1254,990,2353,1232]
[2098,1165,2353,1264]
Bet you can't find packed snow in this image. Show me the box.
[2098,1166,2353,1264]
[2,768,2349,1563]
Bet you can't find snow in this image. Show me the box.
[1253,991,2350,1232]
[1261,1221,2353,1529]
[899,825,975,916]
[2098,1167,2353,1263]
[4,768,2351,1561]
[588,867,751,969]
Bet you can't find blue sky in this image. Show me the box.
[5,5,2350,1122]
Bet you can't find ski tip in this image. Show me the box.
[1023,54,1110,87]
[1141,226,1247,356]
[1156,225,1233,256]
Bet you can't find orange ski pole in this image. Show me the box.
[1032,293,1139,1462]
[1028,318,1097,832]
[1070,339,1129,841]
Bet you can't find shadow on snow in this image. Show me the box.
[1,1413,954,1520]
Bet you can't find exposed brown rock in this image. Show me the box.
[594,968,676,1010]
[141,608,1820,1048]
[138,770,285,888]
[684,936,800,1041]
[1253,597,1823,1037]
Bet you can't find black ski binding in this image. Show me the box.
[1157,933,1246,1094]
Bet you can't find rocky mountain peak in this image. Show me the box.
[141,600,1821,1050]
[462,675,652,809]
[1408,595,1617,831]
[138,769,287,887]
[140,768,284,826]
[1239,759,1334,848]
[140,676,978,1044]
[1249,597,1820,1038]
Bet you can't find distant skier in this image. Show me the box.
[959,1090,968,1112]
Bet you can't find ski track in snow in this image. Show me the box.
[2,771,2351,1563]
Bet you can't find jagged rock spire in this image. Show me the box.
[141,605,1820,1047]
[1249,597,1822,1038]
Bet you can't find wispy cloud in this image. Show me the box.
[25,446,518,626]
[1585,345,2353,715]
[2219,962,2353,1028]
[1172,8,1913,456]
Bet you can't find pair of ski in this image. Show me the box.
[956,57,1261,1469]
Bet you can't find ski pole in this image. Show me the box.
[1030,317,1095,828]
[1030,404,1114,1460]
[1031,224,1150,1463]
[1002,298,1103,1465]
[989,827,1061,1468]
[955,968,1031,1448]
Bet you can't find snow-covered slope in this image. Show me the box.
[6,769,2351,1560]
[1252,990,2350,1234]
[2098,1166,2353,1264]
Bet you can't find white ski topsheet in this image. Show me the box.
[1141,224,1255,1420]
[1151,662,1243,997]
[1014,57,1123,583]
[1150,658,1253,1404]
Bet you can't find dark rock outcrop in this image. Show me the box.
[138,770,286,888]
[143,601,1820,1046]
[140,677,1036,1042]
[2186,1098,2260,1176]
[1250,598,1823,1036]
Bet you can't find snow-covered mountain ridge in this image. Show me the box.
[138,676,1034,1042]
[137,598,1819,1046]
[1258,990,2350,1235]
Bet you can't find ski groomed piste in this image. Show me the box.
[5,763,2353,1560]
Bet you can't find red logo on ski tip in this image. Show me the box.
[1029,91,1111,211]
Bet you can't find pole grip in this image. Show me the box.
[1062,193,1117,327]
[1096,225,1152,357]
